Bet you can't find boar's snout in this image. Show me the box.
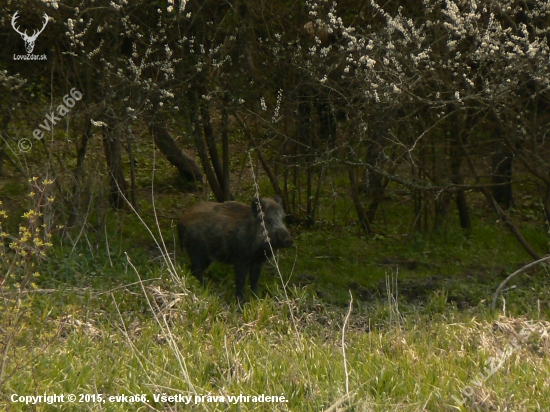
[282,232,294,248]
[272,229,293,248]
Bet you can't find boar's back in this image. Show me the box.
[179,201,261,264]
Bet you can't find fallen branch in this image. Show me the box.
[492,255,550,311]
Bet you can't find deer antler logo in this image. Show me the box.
[12,11,49,54]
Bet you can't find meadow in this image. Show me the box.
[1,168,549,412]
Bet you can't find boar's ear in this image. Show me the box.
[251,197,267,216]
[274,195,283,206]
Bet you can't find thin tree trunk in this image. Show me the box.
[281,112,292,217]
[188,92,224,201]
[455,191,471,231]
[363,140,388,225]
[200,100,226,192]
[462,138,540,260]
[221,94,231,201]
[233,113,285,209]
[0,140,6,177]
[306,163,313,227]
[491,131,514,209]
[413,160,423,232]
[293,163,298,219]
[487,194,540,259]
[0,112,12,177]
[193,130,224,202]
[317,100,336,148]
[127,139,137,209]
[361,114,390,225]
[102,126,129,210]
[349,149,373,236]
[543,183,550,230]
[449,120,472,231]
[283,164,290,214]
[67,118,92,229]
[311,164,325,226]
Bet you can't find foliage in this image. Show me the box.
[1,1,550,410]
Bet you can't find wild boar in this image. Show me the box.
[177,197,293,302]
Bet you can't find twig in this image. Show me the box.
[247,152,314,394]
[342,290,353,404]
[3,149,26,177]
[323,393,354,412]
[111,293,161,411]
[248,152,297,329]
[492,255,550,311]
[125,253,196,395]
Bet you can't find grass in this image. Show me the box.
[1,206,550,411]
[277,217,549,310]
[1,139,550,410]
[2,266,550,411]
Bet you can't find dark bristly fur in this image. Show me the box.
[177,197,293,302]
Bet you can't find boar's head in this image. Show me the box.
[252,196,293,250]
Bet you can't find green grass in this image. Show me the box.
[275,217,549,310]
[1,149,550,410]
[2,266,550,411]
[1,208,550,411]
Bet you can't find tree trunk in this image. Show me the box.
[233,113,285,209]
[461,135,540,260]
[348,149,374,236]
[306,163,313,227]
[412,152,424,232]
[491,126,514,209]
[362,142,388,224]
[102,126,129,210]
[487,193,540,260]
[221,94,231,201]
[543,183,550,230]
[0,112,11,177]
[189,93,224,202]
[298,90,314,226]
[0,140,5,177]
[200,99,227,193]
[127,139,137,209]
[149,122,203,184]
[455,191,471,231]
[449,121,472,231]
[67,118,92,229]
[317,100,336,148]
[361,114,390,225]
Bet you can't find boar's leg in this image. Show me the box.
[249,262,264,297]
[234,263,249,303]
[190,256,210,286]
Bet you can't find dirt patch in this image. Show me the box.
[348,274,480,309]
[377,257,421,270]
